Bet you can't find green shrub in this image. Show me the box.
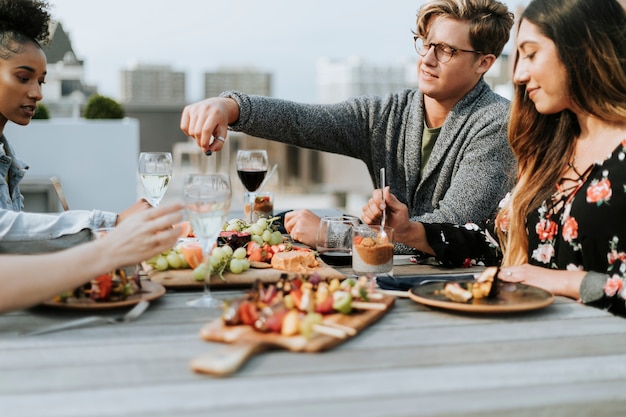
[32,102,50,119]
[83,94,125,119]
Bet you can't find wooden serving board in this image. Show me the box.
[146,264,346,289]
[190,294,395,376]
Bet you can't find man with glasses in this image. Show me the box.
[181,0,515,253]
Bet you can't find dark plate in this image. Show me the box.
[408,280,555,313]
[41,280,165,310]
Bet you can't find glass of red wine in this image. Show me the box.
[316,215,360,267]
[236,149,268,223]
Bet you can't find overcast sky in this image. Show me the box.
[48,0,527,103]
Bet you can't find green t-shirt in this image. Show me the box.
[421,122,441,179]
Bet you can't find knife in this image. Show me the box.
[376,273,477,292]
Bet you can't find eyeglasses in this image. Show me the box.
[414,36,483,63]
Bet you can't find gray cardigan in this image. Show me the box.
[223,79,515,251]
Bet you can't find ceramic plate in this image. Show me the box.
[41,280,166,310]
[408,280,555,313]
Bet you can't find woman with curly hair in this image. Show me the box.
[364,0,626,316]
[0,1,185,313]
[0,0,152,254]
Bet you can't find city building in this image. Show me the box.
[204,68,272,98]
[119,64,188,153]
[316,56,414,104]
[40,21,97,118]
[120,63,186,105]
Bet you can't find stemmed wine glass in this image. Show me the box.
[184,173,232,308]
[236,149,268,223]
[138,152,173,207]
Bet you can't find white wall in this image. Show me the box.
[6,118,140,213]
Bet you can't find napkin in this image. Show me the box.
[376,273,476,291]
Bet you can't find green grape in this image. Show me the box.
[249,224,264,236]
[221,245,234,257]
[241,260,250,271]
[166,251,182,269]
[211,246,227,260]
[224,223,239,232]
[233,247,247,260]
[229,258,245,274]
[155,255,169,271]
[255,218,268,230]
[210,255,223,269]
[192,264,208,281]
[178,253,189,269]
[145,255,159,265]
[269,230,284,245]
[251,235,264,245]
[262,229,272,243]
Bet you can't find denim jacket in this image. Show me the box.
[0,134,117,253]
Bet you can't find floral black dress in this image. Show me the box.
[421,140,626,317]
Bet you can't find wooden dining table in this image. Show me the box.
[2,256,626,417]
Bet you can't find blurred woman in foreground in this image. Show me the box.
[0,203,183,313]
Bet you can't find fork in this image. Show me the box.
[379,167,388,240]
[23,300,150,336]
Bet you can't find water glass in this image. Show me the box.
[316,216,360,267]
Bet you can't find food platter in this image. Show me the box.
[408,280,555,313]
[145,264,345,289]
[191,294,395,376]
[41,280,166,310]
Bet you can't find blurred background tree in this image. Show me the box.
[32,103,50,119]
[83,94,125,119]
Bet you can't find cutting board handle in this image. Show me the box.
[190,342,269,376]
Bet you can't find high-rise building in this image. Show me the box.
[120,64,186,105]
[40,21,97,117]
[204,68,272,99]
[316,56,414,104]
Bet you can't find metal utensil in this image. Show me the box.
[23,300,150,336]
[379,167,386,229]
[379,168,388,241]
[49,176,70,211]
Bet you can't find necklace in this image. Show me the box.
[567,156,585,181]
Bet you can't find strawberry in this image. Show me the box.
[238,301,260,326]
[314,295,334,314]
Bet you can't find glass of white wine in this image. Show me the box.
[138,152,173,207]
[184,173,232,308]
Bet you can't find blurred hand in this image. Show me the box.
[101,202,184,267]
[284,209,321,248]
[115,199,152,225]
[180,97,239,154]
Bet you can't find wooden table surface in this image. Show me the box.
[2,258,626,417]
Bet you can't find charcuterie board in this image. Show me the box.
[190,294,395,376]
[145,264,346,289]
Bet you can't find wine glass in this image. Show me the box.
[236,149,268,222]
[138,152,173,207]
[184,173,232,308]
